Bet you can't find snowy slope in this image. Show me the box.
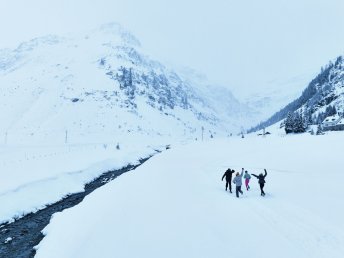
[308,56,344,121]
[232,72,313,124]
[35,134,344,258]
[175,67,256,130]
[0,23,257,223]
[248,55,344,132]
[0,23,253,144]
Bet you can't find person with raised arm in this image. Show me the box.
[252,169,268,196]
[232,170,244,198]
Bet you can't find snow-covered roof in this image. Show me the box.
[337,118,344,125]
[322,114,341,124]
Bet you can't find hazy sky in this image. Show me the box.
[1,0,344,97]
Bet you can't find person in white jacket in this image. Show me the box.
[232,171,244,198]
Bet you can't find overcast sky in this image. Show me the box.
[1,0,344,97]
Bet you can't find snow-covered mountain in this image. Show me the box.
[248,55,344,132]
[0,23,255,145]
[232,73,312,124]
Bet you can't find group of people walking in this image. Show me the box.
[221,168,267,197]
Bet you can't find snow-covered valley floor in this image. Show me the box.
[34,133,344,258]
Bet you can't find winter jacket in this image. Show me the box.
[232,171,243,186]
[222,169,235,181]
[252,169,267,184]
[244,172,251,180]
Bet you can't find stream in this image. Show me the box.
[0,155,153,258]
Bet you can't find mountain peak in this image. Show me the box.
[14,35,62,53]
[94,22,141,47]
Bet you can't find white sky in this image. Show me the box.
[1,0,344,96]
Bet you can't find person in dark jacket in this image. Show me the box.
[222,168,235,193]
[252,169,267,196]
[232,171,244,198]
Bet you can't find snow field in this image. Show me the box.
[35,134,344,258]
[0,141,161,223]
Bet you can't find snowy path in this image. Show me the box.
[0,156,154,258]
[35,135,344,258]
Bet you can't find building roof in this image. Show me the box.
[337,118,344,125]
[322,114,341,125]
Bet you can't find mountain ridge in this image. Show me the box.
[0,23,257,144]
[248,55,344,133]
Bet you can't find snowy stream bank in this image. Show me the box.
[0,155,155,258]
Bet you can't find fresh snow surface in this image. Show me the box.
[0,22,253,224]
[0,141,161,224]
[35,133,344,258]
[0,22,256,224]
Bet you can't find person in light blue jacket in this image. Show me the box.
[232,171,244,198]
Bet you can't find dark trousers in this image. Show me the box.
[259,183,265,196]
[225,181,232,192]
[236,186,243,197]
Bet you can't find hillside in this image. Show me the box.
[0,23,259,225]
[0,23,255,145]
[248,56,344,133]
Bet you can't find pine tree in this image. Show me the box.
[303,108,313,126]
[301,112,308,132]
[293,112,302,133]
[316,112,325,124]
[325,105,337,117]
[284,111,306,133]
[285,112,293,134]
[316,124,324,135]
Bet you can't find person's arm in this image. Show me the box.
[264,169,267,178]
[222,173,226,181]
[251,174,258,178]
